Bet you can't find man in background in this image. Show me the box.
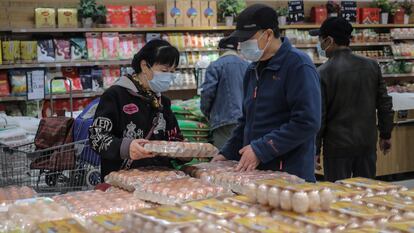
[312,17,394,182]
[201,38,249,149]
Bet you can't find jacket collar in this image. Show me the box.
[330,47,352,58]
[114,76,139,93]
[221,50,239,58]
[248,37,292,71]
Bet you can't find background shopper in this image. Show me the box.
[200,38,249,150]
[312,17,394,182]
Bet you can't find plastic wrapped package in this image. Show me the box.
[336,177,407,196]
[53,190,151,219]
[181,160,238,181]
[31,218,88,233]
[355,195,414,221]
[317,182,367,202]
[222,195,274,217]
[0,186,37,204]
[219,216,304,233]
[121,206,230,233]
[86,213,127,233]
[341,228,390,233]
[243,179,333,213]
[144,141,218,158]
[327,201,391,229]
[104,167,187,191]
[134,177,232,205]
[397,189,414,199]
[386,221,414,233]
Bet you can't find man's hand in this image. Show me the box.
[235,145,260,172]
[315,155,322,170]
[129,139,154,160]
[379,139,392,155]
[211,154,227,162]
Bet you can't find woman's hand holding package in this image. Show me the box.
[129,139,154,160]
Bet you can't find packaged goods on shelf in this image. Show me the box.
[57,8,78,28]
[285,29,317,44]
[35,8,56,28]
[53,190,151,219]
[121,206,229,233]
[243,178,333,213]
[0,186,36,204]
[70,38,88,60]
[54,39,71,61]
[380,61,414,75]
[391,28,414,38]
[9,70,27,95]
[317,182,368,201]
[352,29,391,42]
[31,218,88,233]
[387,83,414,93]
[2,41,20,64]
[86,213,127,233]
[219,215,304,233]
[181,160,238,180]
[91,67,104,91]
[106,5,131,27]
[102,33,120,60]
[102,66,121,89]
[133,34,146,51]
[37,39,55,62]
[46,68,65,94]
[119,34,135,59]
[86,33,104,60]
[391,43,414,57]
[0,71,10,97]
[62,68,83,91]
[143,141,218,158]
[104,167,187,191]
[134,177,231,205]
[336,177,408,196]
[132,6,156,27]
[355,195,414,221]
[20,41,37,63]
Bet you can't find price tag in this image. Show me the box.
[341,1,357,23]
[26,70,45,101]
[288,0,305,23]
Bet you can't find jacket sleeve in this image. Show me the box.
[316,69,327,155]
[200,64,219,118]
[89,90,132,160]
[250,65,322,163]
[375,64,394,139]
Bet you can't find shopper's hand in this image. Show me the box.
[236,145,260,172]
[211,154,227,162]
[379,139,392,155]
[315,155,322,170]
[129,139,154,160]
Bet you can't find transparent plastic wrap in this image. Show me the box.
[53,190,152,219]
[242,178,334,213]
[386,221,414,233]
[181,160,238,181]
[327,201,392,229]
[86,213,128,233]
[120,206,230,233]
[336,177,407,196]
[0,186,37,204]
[317,182,368,202]
[31,218,88,233]
[133,177,232,205]
[355,195,414,221]
[218,215,304,233]
[144,141,219,158]
[104,167,187,191]
[221,195,273,217]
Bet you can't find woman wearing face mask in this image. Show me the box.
[89,39,183,180]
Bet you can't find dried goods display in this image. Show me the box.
[0,186,37,204]
[134,177,231,205]
[104,167,187,191]
[143,141,219,158]
[336,177,407,196]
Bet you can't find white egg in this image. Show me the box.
[317,229,332,233]
[181,226,200,233]
[293,221,305,228]
[377,218,388,227]
[268,187,280,208]
[280,190,292,211]
[292,191,310,213]
[245,183,257,202]
[257,184,269,206]
[403,211,414,219]
[201,224,218,233]
[308,190,321,211]
[320,189,335,210]
[348,223,360,229]
[305,224,316,232]
[362,220,376,228]
[334,226,346,232]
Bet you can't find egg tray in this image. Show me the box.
[336,177,407,196]
[181,160,238,181]
[0,186,37,204]
[144,141,219,158]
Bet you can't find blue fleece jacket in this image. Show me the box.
[220,37,321,182]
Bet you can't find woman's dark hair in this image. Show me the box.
[131,39,180,74]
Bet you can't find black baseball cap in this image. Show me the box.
[309,17,353,41]
[218,37,238,50]
[226,4,279,42]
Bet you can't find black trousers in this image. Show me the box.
[323,153,377,182]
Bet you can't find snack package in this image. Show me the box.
[86,213,127,233]
[9,70,27,95]
[317,182,367,201]
[0,71,10,97]
[106,5,131,27]
[70,38,87,60]
[61,67,83,91]
[32,218,88,233]
[356,195,414,221]
[104,167,187,191]
[57,8,78,28]
[102,33,120,60]
[2,41,20,64]
[133,34,146,51]
[134,177,231,205]
[132,6,156,27]
[20,41,37,63]
[0,186,37,204]
[35,8,56,28]
[243,178,332,213]
[143,141,219,158]
[37,39,55,62]
[181,160,238,180]
[86,33,104,60]
[54,39,71,61]
[79,68,92,90]
[336,177,407,195]
[91,67,103,91]
[102,67,120,89]
[119,34,135,59]
[221,216,304,233]
[47,68,66,94]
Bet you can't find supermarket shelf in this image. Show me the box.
[0,61,195,69]
[180,48,218,52]
[383,73,414,78]
[394,56,414,60]
[295,41,393,48]
[377,58,395,63]
[11,26,235,33]
[0,96,26,102]
[393,37,414,40]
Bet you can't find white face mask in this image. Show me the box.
[240,32,270,62]
[317,37,332,58]
[148,71,176,93]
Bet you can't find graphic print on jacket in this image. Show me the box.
[90,117,113,153]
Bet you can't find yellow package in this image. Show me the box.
[2,41,20,64]
[88,213,126,233]
[387,221,414,233]
[58,8,78,28]
[34,218,88,233]
[337,177,402,191]
[20,41,37,63]
[399,189,414,198]
[341,228,386,233]
[185,198,248,218]
[35,8,56,28]
[330,201,390,220]
[225,195,255,205]
[277,211,348,228]
[318,182,366,199]
[361,195,414,211]
[138,206,201,224]
[177,33,185,50]
[233,216,303,233]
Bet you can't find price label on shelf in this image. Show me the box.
[27,70,45,101]
[341,1,357,23]
[288,0,304,23]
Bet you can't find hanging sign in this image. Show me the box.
[341,1,357,23]
[288,0,305,23]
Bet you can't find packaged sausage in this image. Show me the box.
[328,201,391,229]
[134,177,231,205]
[317,182,367,201]
[31,218,88,233]
[104,167,187,191]
[181,160,238,181]
[356,195,414,221]
[336,177,407,196]
[143,141,219,158]
[220,216,304,233]
[0,186,37,204]
[86,213,127,233]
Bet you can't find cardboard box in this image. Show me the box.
[35,8,56,28]
[183,0,201,27]
[132,6,156,27]
[200,0,217,27]
[57,8,78,28]
[165,0,185,27]
[106,5,131,27]
[20,41,37,63]
[359,8,380,24]
[311,6,327,24]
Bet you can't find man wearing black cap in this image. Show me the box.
[201,38,249,149]
[211,4,321,182]
[311,17,394,182]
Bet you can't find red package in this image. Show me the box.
[106,5,131,27]
[119,34,135,59]
[86,33,104,60]
[102,66,120,89]
[0,71,10,97]
[42,97,94,117]
[392,8,405,24]
[54,39,71,61]
[133,34,146,52]
[102,32,120,60]
[359,8,380,24]
[311,6,327,24]
[62,67,83,91]
[132,6,156,27]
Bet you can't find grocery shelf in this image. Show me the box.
[393,37,414,40]
[180,48,218,52]
[394,56,414,60]
[0,96,26,102]
[294,41,393,49]
[383,73,414,78]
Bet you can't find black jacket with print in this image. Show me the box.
[89,76,183,180]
